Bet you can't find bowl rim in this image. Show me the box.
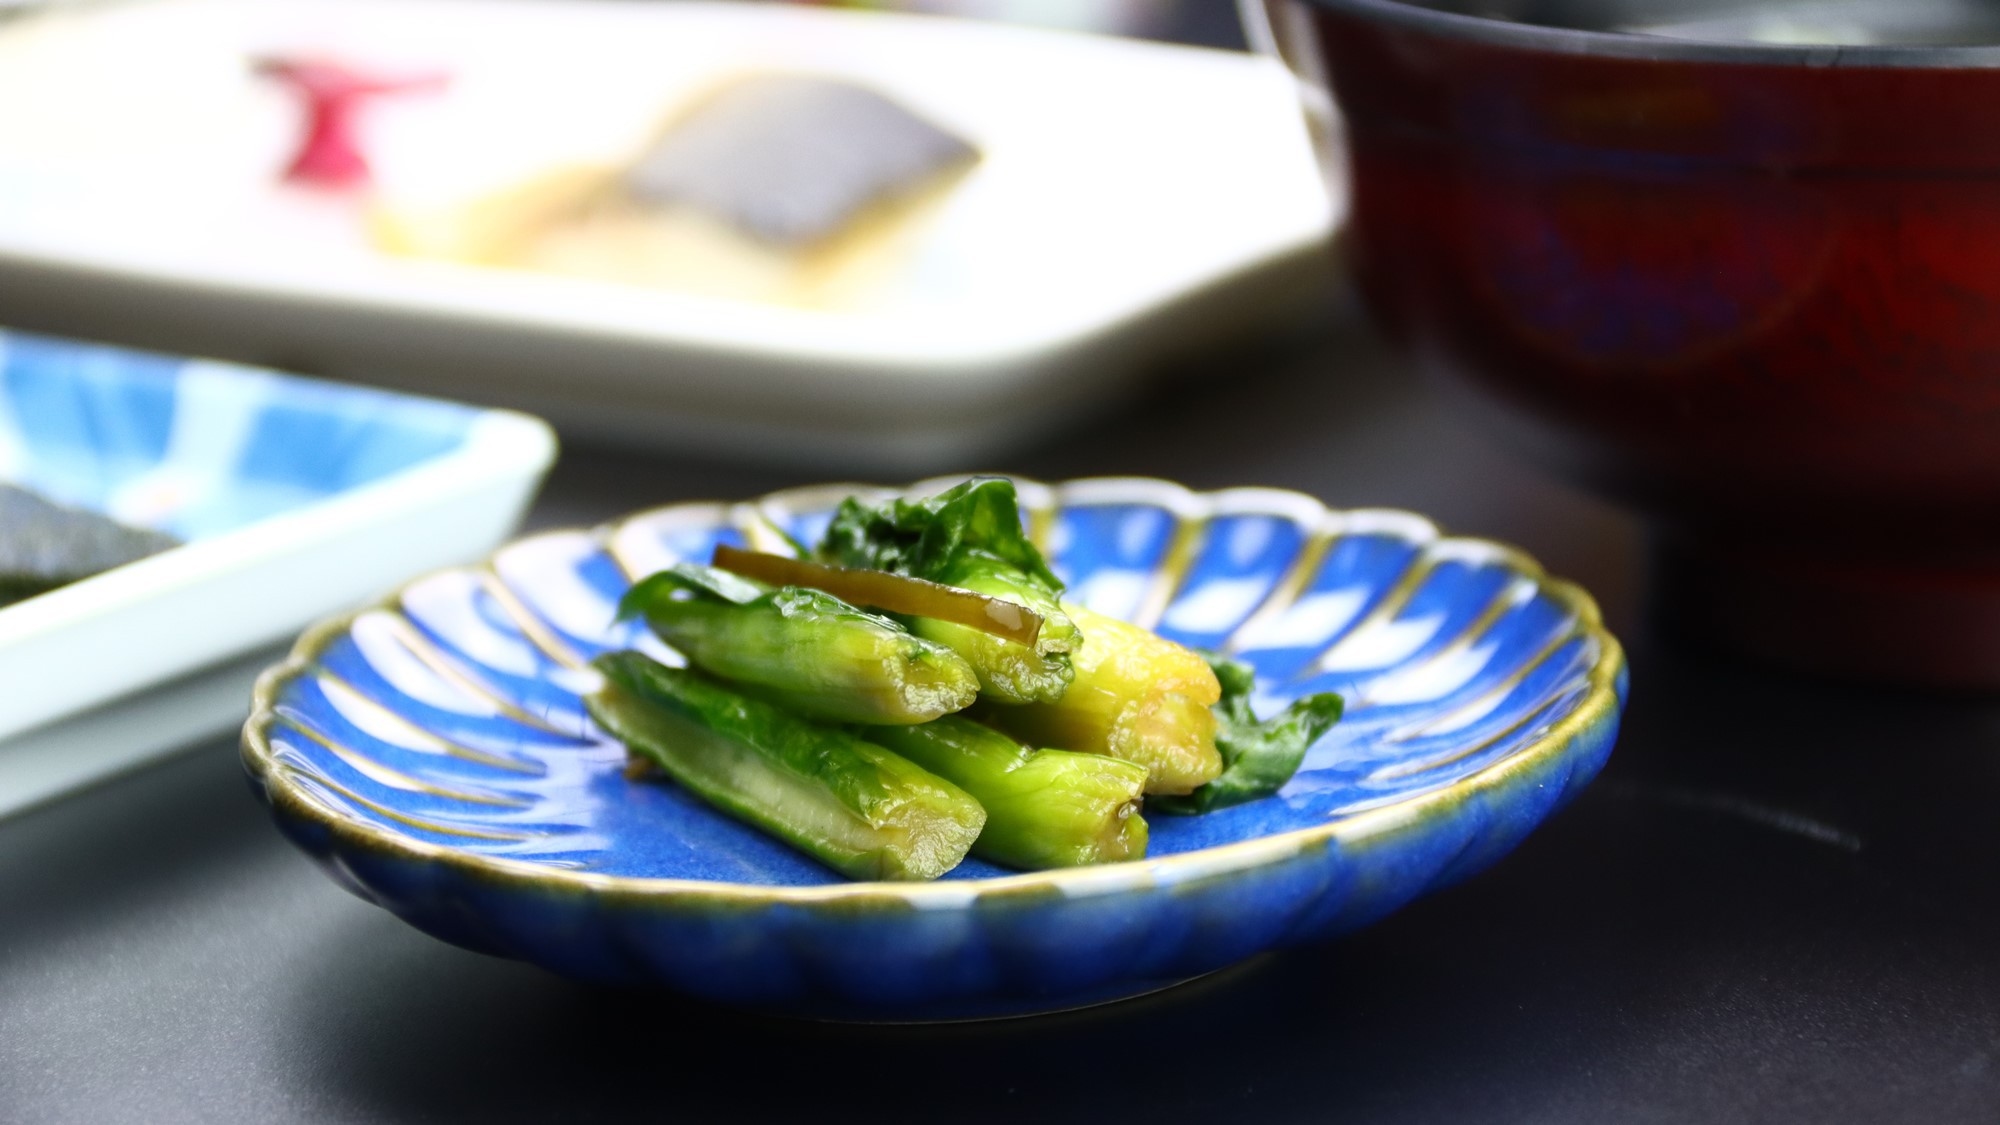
[1300,0,2000,69]
[239,475,1627,910]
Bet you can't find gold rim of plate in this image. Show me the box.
[240,476,1628,909]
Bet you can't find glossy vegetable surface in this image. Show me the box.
[865,716,1149,869]
[588,652,985,881]
[987,602,1225,796]
[818,478,1077,704]
[619,563,978,725]
[1153,654,1345,815]
[599,480,1345,880]
[711,544,1043,646]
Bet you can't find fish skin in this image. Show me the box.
[624,75,978,247]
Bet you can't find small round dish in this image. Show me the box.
[242,477,1626,1020]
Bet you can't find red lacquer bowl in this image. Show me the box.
[1261,0,2000,686]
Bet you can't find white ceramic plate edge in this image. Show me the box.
[0,407,556,741]
[0,644,284,820]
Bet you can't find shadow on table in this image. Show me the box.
[279,641,2000,1124]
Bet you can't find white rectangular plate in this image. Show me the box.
[0,0,1337,469]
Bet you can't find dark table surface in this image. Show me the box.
[7,308,2000,1124]
[10,11,2000,1119]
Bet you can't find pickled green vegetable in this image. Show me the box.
[818,478,1077,704]
[588,652,985,881]
[987,602,1224,796]
[619,563,978,725]
[1153,654,1344,815]
[865,716,1148,869]
[712,544,1044,646]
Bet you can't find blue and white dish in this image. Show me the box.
[0,328,554,814]
[243,477,1626,1020]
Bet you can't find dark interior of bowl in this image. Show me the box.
[1394,0,2000,45]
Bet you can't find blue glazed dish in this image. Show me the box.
[0,329,475,541]
[0,329,553,798]
[241,477,1627,1019]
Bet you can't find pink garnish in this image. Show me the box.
[254,56,448,189]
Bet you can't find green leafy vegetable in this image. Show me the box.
[819,477,1062,594]
[619,561,766,612]
[817,478,1078,703]
[1152,654,1343,815]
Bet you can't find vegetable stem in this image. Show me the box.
[711,543,1044,647]
[907,564,1077,704]
[865,716,1149,869]
[987,603,1224,796]
[588,652,985,881]
[621,564,979,725]
[815,479,1080,703]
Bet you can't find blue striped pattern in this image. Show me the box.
[246,478,1627,1018]
[0,331,478,543]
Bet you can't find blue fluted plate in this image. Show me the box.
[242,477,1627,1019]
